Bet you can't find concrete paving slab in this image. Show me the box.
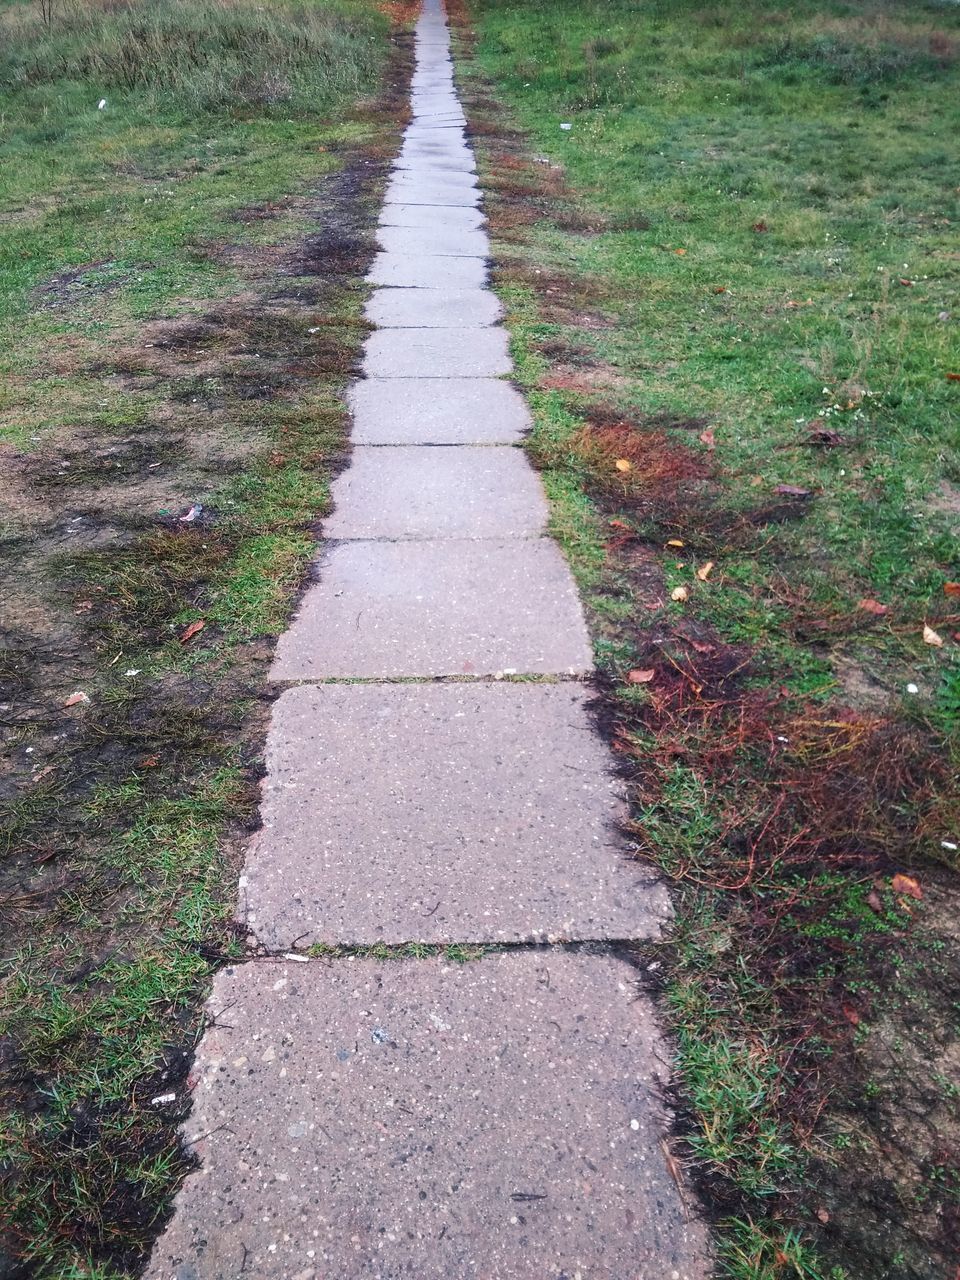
[148,953,706,1280]
[402,124,467,144]
[270,538,592,679]
[367,252,487,290]
[376,224,488,259]
[379,202,486,230]
[324,445,547,539]
[243,683,669,945]
[364,286,501,329]
[384,174,480,209]
[349,377,529,444]
[394,155,477,178]
[363,327,510,377]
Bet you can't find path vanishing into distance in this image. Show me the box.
[149,3,708,1276]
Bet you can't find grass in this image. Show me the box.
[0,0,405,1272]
[456,0,960,1275]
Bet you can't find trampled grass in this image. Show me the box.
[458,0,960,1275]
[0,0,404,1272]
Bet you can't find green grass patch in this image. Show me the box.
[0,0,402,1272]
[460,0,960,1275]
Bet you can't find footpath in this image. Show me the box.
[148,3,708,1275]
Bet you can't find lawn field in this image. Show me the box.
[0,0,408,1272]
[455,0,960,1276]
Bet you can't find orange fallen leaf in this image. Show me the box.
[858,598,889,616]
[627,669,655,684]
[140,754,160,768]
[841,1003,860,1026]
[674,248,686,255]
[699,428,716,449]
[891,872,922,900]
[609,519,631,530]
[615,458,631,472]
[712,285,726,294]
[180,619,206,644]
[899,278,914,286]
[696,561,715,582]
[944,582,960,597]
[671,586,689,603]
[947,372,960,382]
[923,623,943,647]
[63,692,90,707]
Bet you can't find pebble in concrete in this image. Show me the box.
[147,952,708,1280]
[324,445,547,539]
[270,539,592,680]
[349,377,529,444]
[242,684,668,948]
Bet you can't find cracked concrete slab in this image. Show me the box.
[147,952,706,1280]
[349,377,529,444]
[384,176,480,209]
[270,538,592,679]
[324,445,547,539]
[243,683,669,947]
[364,286,501,329]
[363,327,510,377]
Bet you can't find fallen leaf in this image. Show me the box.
[947,372,960,382]
[775,483,813,497]
[140,754,160,768]
[671,586,689,603]
[180,619,206,644]
[627,669,655,684]
[750,474,764,486]
[609,519,632,530]
[891,872,922,900]
[674,248,686,255]
[696,561,715,582]
[841,1003,860,1026]
[944,582,960,597]
[63,692,90,707]
[689,639,715,654]
[699,427,716,449]
[74,600,93,613]
[858,599,889,616]
[866,890,883,913]
[816,1208,831,1225]
[615,458,632,473]
[712,285,726,294]
[32,765,55,784]
[923,623,943,647]
[899,277,914,286]
[666,539,685,548]
[752,220,769,232]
